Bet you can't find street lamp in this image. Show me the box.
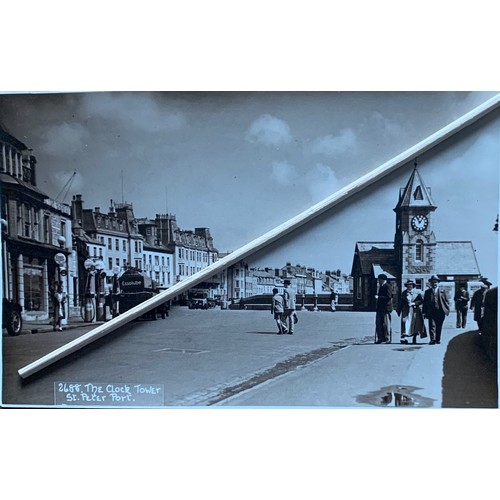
[83,258,96,322]
[94,259,106,321]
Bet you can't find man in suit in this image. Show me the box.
[453,285,470,328]
[470,278,492,332]
[422,275,450,345]
[282,279,297,335]
[375,273,393,344]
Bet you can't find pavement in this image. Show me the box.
[1,308,497,408]
[15,316,106,335]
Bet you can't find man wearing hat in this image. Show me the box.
[375,273,393,343]
[453,285,470,328]
[470,278,491,332]
[282,279,297,335]
[422,275,450,344]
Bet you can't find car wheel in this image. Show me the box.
[7,310,22,336]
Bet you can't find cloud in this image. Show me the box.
[304,163,344,202]
[271,161,298,186]
[40,122,90,156]
[362,111,405,141]
[81,93,187,133]
[312,128,357,157]
[246,114,292,147]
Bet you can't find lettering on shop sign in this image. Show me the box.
[54,382,164,407]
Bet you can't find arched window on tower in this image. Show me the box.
[415,239,424,262]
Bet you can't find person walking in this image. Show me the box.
[453,285,470,328]
[422,275,450,345]
[52,282,67,332]
[282,279,297,335]
[271,287,287,335]
[329,290,337,312]
[375,273,393,344]
[397,279,426,344]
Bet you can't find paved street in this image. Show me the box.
[2,307,497,408]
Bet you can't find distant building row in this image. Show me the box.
[1,125,351,325]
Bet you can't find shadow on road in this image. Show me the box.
[441,330,498,408]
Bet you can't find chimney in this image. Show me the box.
[72,194,84,223]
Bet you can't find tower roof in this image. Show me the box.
[395,166,437,210]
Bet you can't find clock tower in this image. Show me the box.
[394,163,437,288]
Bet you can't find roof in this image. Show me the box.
[435,241,480,275]
[353,242,397,277]
[395,167,436,210]
[0,126,28,151]
[353,240,481,278]
[0,172,47,198]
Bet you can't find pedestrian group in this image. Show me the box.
[375,273,492,345]
[271,279,297,335]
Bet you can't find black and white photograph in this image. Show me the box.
[1,91,498,409]
[2,4,500,499]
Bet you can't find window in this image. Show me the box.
[108,238,112,250]
[415,278,424,291]
[123,259,127,268]
[115,239,119,251]
[356,277,362,299]
[93,247,97,258]
[23,204,31,238]
[413,186,424,200]
[44,214,50,243]
[122,240,126,251]
[116,258,120,266]
[23,263,44,312]
[415,239,424,262]
[161,256,165,265]
[108,258,113,269]
[33,209,40,240]
[99,248,103,258]
[154,256,159,266]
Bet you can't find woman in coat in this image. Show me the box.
[397,279,426,344]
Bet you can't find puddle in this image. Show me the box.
[356,385,435,407]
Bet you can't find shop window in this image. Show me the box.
[23,264,44,312]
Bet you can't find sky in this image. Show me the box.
[0,91,498,280]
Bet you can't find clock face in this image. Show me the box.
[411,215,428,232]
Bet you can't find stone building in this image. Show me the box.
[1,125,76,323]
[351,166,481,311]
